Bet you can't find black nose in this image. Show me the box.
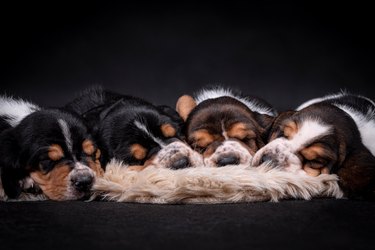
[217,155,240,167]
[259,154,274,165]
[170,156,190,169]
[72,175,94,192]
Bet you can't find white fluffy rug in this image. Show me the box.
[0,162,344,202]
[91,161,344,203]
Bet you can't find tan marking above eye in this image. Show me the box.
[161,123,176,138]
[82,139,95,155]
[48,144,64,161]
[130,144,147,160]
[283,120,298,139]
[190,129,215,148]
[226,122,256,140]
[300,144,326,161]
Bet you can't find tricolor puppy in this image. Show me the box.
[0,96,103,201]
[65,87,203,170]
[252,92,375,199]
[176,87,278,167]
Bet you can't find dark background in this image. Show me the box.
[1,2,374,111]
[1,2,375,250]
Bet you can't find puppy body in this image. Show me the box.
[297,92,375,155]
[177,87,277,167]
[66,87,203,170]
[253,92,375,199]
[0,96,103,200]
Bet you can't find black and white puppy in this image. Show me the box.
[65,87,203,171]
[252,92,375,199]
[176,87,277,167]
[0,96,103,201]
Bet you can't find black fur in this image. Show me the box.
[65,86,184,166]
[0,108,95,199]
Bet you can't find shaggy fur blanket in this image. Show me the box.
[91,161,344,203]
[0,162,344,202]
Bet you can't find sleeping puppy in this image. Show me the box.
[65,87,203,171]
[176,87,278,167]
[0,96,103,201]
[252,92,375,199]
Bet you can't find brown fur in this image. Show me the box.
[283,120,298,139]
[130,144,147,160]
[87,158,104,177]
[263,105,375,199]
[190,130,217,148]
[161,124,176,138]
[337,147,375,199]
[82,139,95,155]
[267,111,296,141]
[226,122,256,140]
[203,143,219,158]
[187,104,266,152]
[176,95,197,121]
[48,144,64,161]
[30,164,71,200]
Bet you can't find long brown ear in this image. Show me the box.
[176,95,197,121]
[337,146,375,199]
[253,112,275,130]
[252,112,276,143]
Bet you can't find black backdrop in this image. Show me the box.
[2,3,375,250]
[1,2,375,111]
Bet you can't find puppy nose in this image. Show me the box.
[170,156,190,169]
[72,175,94,192]
[217,155,240,167]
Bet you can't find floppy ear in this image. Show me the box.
[157,105,184,125]
[176,95,197,121]
[0,129,25,199]
[337,146,375,200]
[253,112,275,130]
[252,112,276,144]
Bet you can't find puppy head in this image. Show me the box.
[252,110,337,173]
[252,104,375,198]
[0,110,104,200]
[177,94,275,167]
[101,105,202,170]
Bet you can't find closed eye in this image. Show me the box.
[305,159,327,168]
[39,158,71,173]
[192,143,206,154]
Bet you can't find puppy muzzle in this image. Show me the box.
[204,140,252,167]
[69,163,95,193]
[252,138,302,172]
[151,141,204,169]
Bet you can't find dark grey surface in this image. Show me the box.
[1,199,375,250]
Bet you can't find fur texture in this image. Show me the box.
[91,161,343,204]
[1,161,343,203]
